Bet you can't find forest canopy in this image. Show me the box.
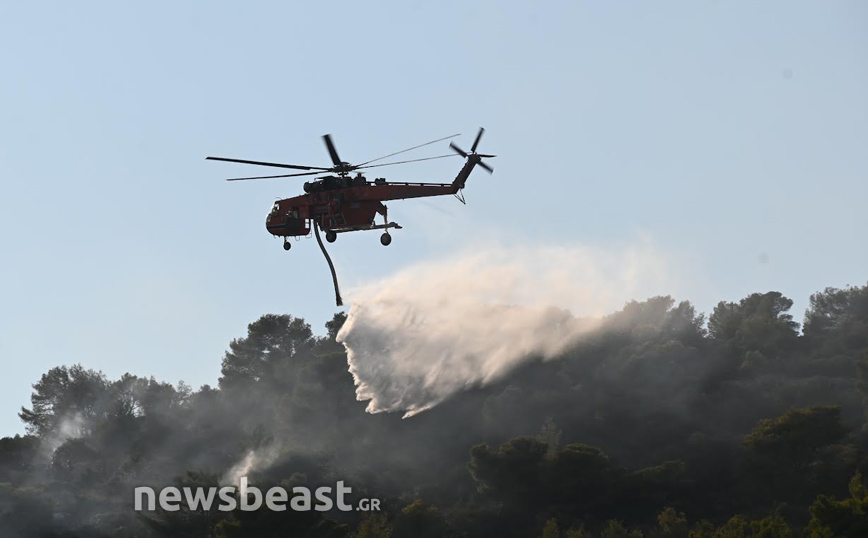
[1,283,867,537]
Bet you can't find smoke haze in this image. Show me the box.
[5,249,866,537]
[338,241,680,417]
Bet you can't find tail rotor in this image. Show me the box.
[449,127,495,174]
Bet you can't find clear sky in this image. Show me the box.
[1,1,866,437]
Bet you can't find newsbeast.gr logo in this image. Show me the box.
[134,478,380,513]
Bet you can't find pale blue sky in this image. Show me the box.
[1,2,866,436]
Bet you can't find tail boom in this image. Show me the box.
[451,158,479,193]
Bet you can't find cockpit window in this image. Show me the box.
[270,203,280,214]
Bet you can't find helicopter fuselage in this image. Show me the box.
[265,176,458,238]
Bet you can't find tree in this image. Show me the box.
[18,364,109,438]
[600,520,642,538]
[356,514,392,538]
[316,312,349,355]
[857,350,868,434]
[0,486,57,538]
[657,506,689,538]
[605,296,706,346]
[806,472,868,538]
[688,520,715,538]
[0,435,38,483]
[550,443,627,508]
[219,314,314,390]
[8,284,868,537]
[50,438,100,480]
[391,500,448,538]
[468,436,548,499]
[325,311,348,341]
[711,516,747,538]
[804,285,868,431]
[743,406,848,468]
[803,284,868,349]
[750,514,792,538]
[708,292,799,362]
[542,518,560,538]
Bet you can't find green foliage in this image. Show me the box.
[806,472,868,538]
[601,519,643,538]
[686,514,791,538]
[565,526,591,538]
[542,517,560,538]
[0,486,57,538]
[688,520,715,538]
[712,515,748,538]
[851,471,868,499]
[855,349,868,434]
[708,292,799,362]
[391,500,448,538]
[219,313,315,390]
[0,435,38,484]
[210,505,349,538]
[803,284,868,350]
[5,284,868,537]
[18,364,109,437]
[50,437,99,478]
[468,436,548,495]
[749,514,792,538]
[657,506,689,538]
[743,406,848,466]
[326,311,348,341]
[215,517,243,538]
[355,514,392,538]
[469,438,631,515]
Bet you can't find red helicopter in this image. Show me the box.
[207,128,494,250]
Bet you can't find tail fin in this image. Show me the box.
[448,127,495,193]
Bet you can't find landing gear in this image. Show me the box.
[283,240,291,251]
[380,204,392,246]
[325,231,337,243]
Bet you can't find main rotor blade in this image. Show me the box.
[356,133,461,167]
[322,134,342,166]
[357,154,459,170]
[226,170,324,181]
[449,142,468,157]
[470,127,485,153]
[478,161,494,174]
[206,156,329,171]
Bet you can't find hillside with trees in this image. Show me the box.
[1,283,867,537]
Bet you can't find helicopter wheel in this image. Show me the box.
[325,231,337,243]
[380,233,392,246]
[283,240,291,251]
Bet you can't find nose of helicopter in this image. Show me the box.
[265,215,284,236]
[265,202,284,236]
[265,214,284,237]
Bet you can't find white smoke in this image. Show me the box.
[337,240,683,418]
[221,444,282,486]
[41,413,87,457]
